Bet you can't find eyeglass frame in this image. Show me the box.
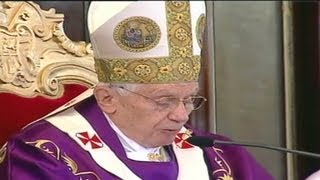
[109,85,207,112]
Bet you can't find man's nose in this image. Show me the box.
[167,101,190,122]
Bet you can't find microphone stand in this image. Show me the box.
[214,140,320,159]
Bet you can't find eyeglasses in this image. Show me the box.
[112,85,207,112]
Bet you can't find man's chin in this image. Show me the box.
[159,136,177,146]
[146,131,180,147]
[148,138,176,148]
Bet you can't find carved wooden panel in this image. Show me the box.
[0,1,97,99]
[36,1,88,42]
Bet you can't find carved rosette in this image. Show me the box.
[0,1,97,98]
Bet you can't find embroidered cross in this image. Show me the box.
[76,132,103,149]
[174,129,194,149]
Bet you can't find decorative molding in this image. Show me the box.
[205,1,216,133]
[282,2,297,180]
[0,1,97,98]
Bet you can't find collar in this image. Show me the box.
[103,112,166,162]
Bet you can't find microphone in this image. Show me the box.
[186,136,320,159]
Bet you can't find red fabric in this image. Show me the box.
[0,84,88,145]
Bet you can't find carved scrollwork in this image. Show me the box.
[38,62,97,98]
[53,23,93,57]
[0,1,97,98]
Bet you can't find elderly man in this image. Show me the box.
[0,1,274,179]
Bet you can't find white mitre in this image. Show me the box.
[87,1,207,84]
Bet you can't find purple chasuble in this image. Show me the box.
[0,96,274,180]
[75,96,179,180]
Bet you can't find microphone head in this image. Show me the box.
[186,136,214,147]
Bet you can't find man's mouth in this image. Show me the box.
[162,128,181,134]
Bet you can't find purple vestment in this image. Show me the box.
[0,96,274,180]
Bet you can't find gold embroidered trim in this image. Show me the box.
[147,152,163,161]
[211,147,233,179]
[0,143,7,164]
[113,16,161,52]
[166,1,193,57]
[147,147,169,162]
[95,2,202,84]
[95,55,200,83]
[26,140,100,180]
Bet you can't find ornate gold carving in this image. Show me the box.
[0,1,97,98]
[113,16,161,52]
[26,139,100,179]
[0,143,7,164]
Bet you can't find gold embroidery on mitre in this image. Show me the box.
[95,2,203,84]
[113,16,161,52]
[166,1,193,57]
[0,143,7,164]
[95,56,200,83]
[196,14,206,49]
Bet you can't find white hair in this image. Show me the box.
[96,82,141,96]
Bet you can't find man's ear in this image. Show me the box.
[93,85,117,113]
